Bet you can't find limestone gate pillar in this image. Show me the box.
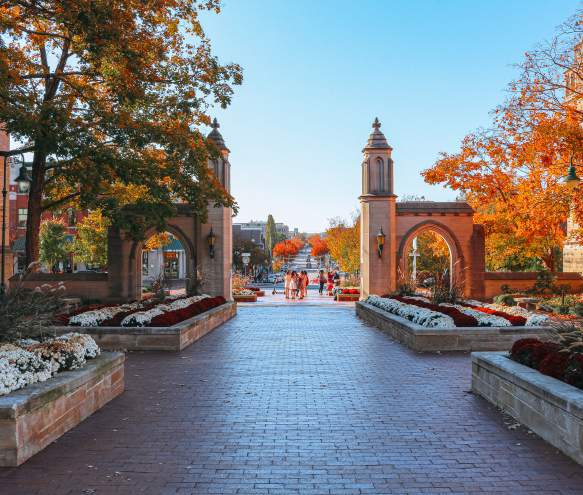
[198,119,233,301]
[360,118,397,298]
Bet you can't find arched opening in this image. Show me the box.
[128,224,197,301]
[141,231,187,297]
[398,221,465,296]
[407,230,452,293]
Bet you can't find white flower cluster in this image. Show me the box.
[120,295,210,327]
[233,289,255,296]
[464,299,550,327]
[68,301,143,327]
[0,344,52,395]
[0,334,100,396]
[365,295,454,328]
[440,303,511,327]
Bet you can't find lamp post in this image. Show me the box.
[0,149,31,296]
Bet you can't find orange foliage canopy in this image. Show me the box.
[310,237,329,257]
[423,13,583,271]
[272,240,300,260]
[325,218,360,273]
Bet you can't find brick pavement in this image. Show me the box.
[1,305,582,494]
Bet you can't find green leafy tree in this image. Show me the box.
[39,221,69,272]
[71,210,111,268]
[1,0,243,265]
[265,214,277,256]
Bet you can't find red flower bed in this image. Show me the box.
[245,287,261,292]
[510,338,583,389]
[393,296,478,327]
[149,296,226,327]
[459,302,527,326]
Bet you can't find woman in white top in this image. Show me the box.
[290,271,298,300]
[284,270,291,299]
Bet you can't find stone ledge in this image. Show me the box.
[0,352,124,466]
[356,301,549,352]
[472,351,583,465]
[49,301,237,351]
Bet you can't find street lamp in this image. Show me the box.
[376,227,386,258]
[15,164,31,193]
[0,145,33,295]
[563,157,581,191]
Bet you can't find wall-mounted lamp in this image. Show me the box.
[376,227,385,258]
[207,228,216,259]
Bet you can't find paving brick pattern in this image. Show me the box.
[1,305,583,494]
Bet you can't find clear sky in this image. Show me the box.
[202,0,579,233]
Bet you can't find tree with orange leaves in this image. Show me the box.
[325,217,360,273]
[423,11,583,271]
[0,0,242,264]
[272,240,300,265]
[309,236,329,258]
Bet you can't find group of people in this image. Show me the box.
[317,269,340,295]
[283,270,310,299]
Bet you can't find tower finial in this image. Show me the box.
[211,118,220,129]
[372,117,381,130]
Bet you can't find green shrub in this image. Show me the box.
[493,294,516,306]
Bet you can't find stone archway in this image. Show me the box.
[397,220,465,290]
[359,118,486,299]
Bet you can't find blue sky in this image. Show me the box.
[202,0,579,233]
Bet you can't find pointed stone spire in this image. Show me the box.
[363,117,392,151]
[207,118,229,151]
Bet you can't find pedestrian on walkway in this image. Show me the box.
[290,271,298,300]
[318,270,326,295]
[284,270,291,299]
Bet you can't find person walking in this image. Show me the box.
[318,269,326,295]
[290,271,298,300]
[284,270,291,299]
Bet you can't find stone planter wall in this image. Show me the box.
[337,294,359,302]
[0,352,124,466]
[356,301,549,352]
[51,302,236,352]
[233,294,257,303]
[472,352,583,466]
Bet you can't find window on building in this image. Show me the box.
[67,208,77,227]
[17,208,27,228]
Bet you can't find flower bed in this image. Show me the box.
[509,338,583,389]
[334,287,360,301]
[356,299,550,352]
[365,295,549,328]
[0,333,100,396]
[60,295,225,328]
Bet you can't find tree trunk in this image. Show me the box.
[24,152,46,267]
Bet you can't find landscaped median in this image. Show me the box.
[50,295,236,351]
[0,335,124,466]
[356,295,550,352]
[472,350,583,466]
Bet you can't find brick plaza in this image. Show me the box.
[1,304,582,494]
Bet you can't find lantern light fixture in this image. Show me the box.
[376,227,386,258]
[207,228,216,259]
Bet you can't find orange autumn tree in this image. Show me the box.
[309,236,329,258]
[325,217,360,273]
[0,0,242,264]
[272,240,300,265]
[423,11,583,271]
